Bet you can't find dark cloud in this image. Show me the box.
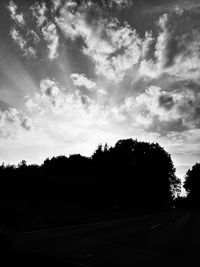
[185,81,200,92]
[162,35,181,68]
[193,106,200,122]
[148,117,187,135]
[21,116,32,130]
[159,94,174,110]
[0,100,10,112]
[155,13,186,69]
[143,38,157,62]
[81,95,91,106]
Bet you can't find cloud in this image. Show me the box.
[25,77,200,144]
[29,30,40,45]
[27,78,92,115]
[0,100,10,112]
[26,77,200,145]
[106,0,132,9]
[31,2,47,27]
[25,79,64,115]
[51,0,62,12]
[8,1,60,60]
[7,1,25,26]
[0,108,32,138]
[20,116,32,131]
[140,14,179,76]
[141,31,154,59]
[23,78,150,165]
[140,12,200,81]
[10,27,36,57]
[174,5,184,15]
[31,2,59,59]
[10,27,26,50]
[4,108,32,131]
[42,22,59,59]
[24,78,132,158]
[25,77,130,131]
[135,86,200,133]
[26,78,91,116]
[142,1,200,16]
[71,73,96,90]
[159,94,174,110]
[38,79,66,111]
[55,2,142,82]
[40,79,60,98]
[91,20,142,81]
[8,1,38,58]
[155,14,172,68]
[97,88,108,96]
[5,0,200,181]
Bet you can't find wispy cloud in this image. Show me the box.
[140,12,200,81]
[106,0,132,9]
[10,27,26,50]
[10,27,36,57]
[51,0,62,12]
[7,1,25,26]
[0,107,32,138]
[31,2,47,27]
[56,2,141,82]
[8,1,60,60]
[42,22,59,60]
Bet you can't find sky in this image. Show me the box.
[1,0,200,183]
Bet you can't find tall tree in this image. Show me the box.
[184,163,200,208]
[92,139,180,210]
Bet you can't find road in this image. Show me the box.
[10,210,200,266]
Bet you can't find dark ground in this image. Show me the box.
[4,209,199,267]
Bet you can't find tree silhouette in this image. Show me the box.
[184,163,200,208]
[110,139,179,209]
[0,138,181,232]
[91,139,180,212]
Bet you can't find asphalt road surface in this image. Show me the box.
[9,210,200,266]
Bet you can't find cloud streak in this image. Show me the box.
[8,1,60,60]
[10,27,36,57]
[42,22,59,59]
[8,1,25,26]
[140,12,200,81]
[31,2,47,27]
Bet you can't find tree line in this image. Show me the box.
[1,138,196,232]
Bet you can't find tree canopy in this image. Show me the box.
[92,139,180,208]
[184,163,200,208]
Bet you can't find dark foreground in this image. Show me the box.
[5,210,200,266]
